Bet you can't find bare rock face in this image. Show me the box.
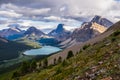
[71,15,113,42]
[71,22,93,42]
[91,15,113,28]
[22,26,46,41]
[91,22,107,33]
[0,37,8,43]
[24,26,45,37]
[0,27,23,38]
[48,24,71,41]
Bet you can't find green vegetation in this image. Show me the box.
[0,30,120,80]
[16,38,41,48]
[0,37,40,62]
[0,37,41,79]
[43,58,48,68]
[0,41,33,61]
[61,60,68,67]
[53,58,57,65]
[19,30,120,80]
[111,30,120,36]
[58,56,62,63]
[82,44,90,50]
[30,60,37,71]
[11,60,38,79]
[66,50,74,59]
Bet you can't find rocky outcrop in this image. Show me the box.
[91,15,113,27]
[71,15,113,42]
[48,24,71,41]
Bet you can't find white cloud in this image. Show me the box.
[41,0,119,22]
[0,0,120,30]
[0,3,51,17]
[1,0,120,22]
[28,8,51,15]
[44,16,81,22]
[60,6,66,12]
[60,0,119,22]
[0,10,22,18]
[44,16,62,21]
[64,25,78,31]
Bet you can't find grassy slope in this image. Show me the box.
[19,30,120,80]
[0,38,40,61]
[0,41,31,61]
[0,38,41,78]
[0,22,120,80]
[16,38,41,48]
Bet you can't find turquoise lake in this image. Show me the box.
[24,46,62,55]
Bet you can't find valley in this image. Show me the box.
[16,21,120,80]
[0,8,119,80]
[0,0,120,80]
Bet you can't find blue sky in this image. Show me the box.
[0,0,120,33]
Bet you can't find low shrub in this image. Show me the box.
[67,50,74,59]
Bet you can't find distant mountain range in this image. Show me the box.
[24,26,45,37]
[0,27,24,38]
[0,15,113,47]
[5,20,120,80]
[0,15,119,80]
[72,15,113,41]
[60,15,113,48]
[22,27,46,41]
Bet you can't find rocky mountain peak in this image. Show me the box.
[55,24,64,32]
[48,23,71,41]
[0,27,23,38]
[24,26,45,36]
[9,27,22,32]
[91,15,113,27]
[91,15,102,22]
[70,16,113,42]
[27,26,38,31]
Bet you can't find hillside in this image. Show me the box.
[16,38,41,48]
[47,21,119,66]
[60,16,113,48]
[0,37,40,61]
[71,16,113,42]
[18,25,120,80]
[0,21,119,80]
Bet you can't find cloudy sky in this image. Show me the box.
[0,0,120,33]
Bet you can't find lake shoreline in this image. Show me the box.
[0,45,62,74]
[23,46,62,56]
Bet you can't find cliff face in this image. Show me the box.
[91,15,113,27]
[48,24,71,41]
[71,16,113,42]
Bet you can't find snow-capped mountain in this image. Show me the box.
[60,16,113,48]
[0,27,24,38]
[24,26,45,36]
[71,16,113,42]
